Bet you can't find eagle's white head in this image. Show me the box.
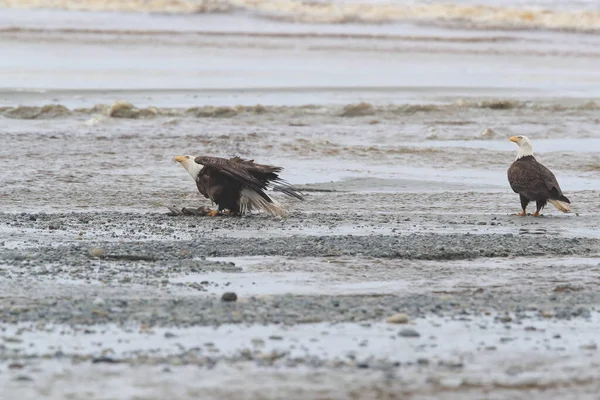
[509,135,533,160]
[174,155,203,179]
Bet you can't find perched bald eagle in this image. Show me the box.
[507,135,571,216]
[174,155,303,216]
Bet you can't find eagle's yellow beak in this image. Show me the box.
[173,155,187,163]
[509,136,519,143]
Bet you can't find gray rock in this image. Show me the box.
[398,328,420,338]
[221,292,238,302]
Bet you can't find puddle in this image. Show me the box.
[166,255,600,297]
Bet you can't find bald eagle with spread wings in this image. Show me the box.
[507,135,571,217]
[173,155,303,216]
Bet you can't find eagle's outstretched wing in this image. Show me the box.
[194,156,304,201]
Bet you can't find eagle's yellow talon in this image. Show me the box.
[515,211,526,217]
[207,210,220,217]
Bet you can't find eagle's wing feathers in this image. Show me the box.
[227,157,304,200]
[508,157,568,202]
[535,162,562,194]
[194,156,304,201]
[507,162,532,194]
[194,156,265,193]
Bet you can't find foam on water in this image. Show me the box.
[2,0,600,31]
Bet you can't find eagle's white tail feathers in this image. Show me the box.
[239,189,286,217]
[549,199,572,213]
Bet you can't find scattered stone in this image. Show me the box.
[268,335,284,341]
[89,248,105,258]
[581,343,598,351]
[257,351,287,362]
[3,336,23,343]
[8,362,25,369]
[164,332,177,339]
[505,366,524,376]
[398,328,420,338]
[498,314,512,323]
[221,292,238,302]
[524,326,537,331]
[93,297,105,306]
[553,285,582,293]
[386,313,409,324]
[540,310,554,318]
[479,128,497,139]
[92,356,120,364]
[14,375,33,382]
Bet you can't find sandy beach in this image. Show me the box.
[1,1,600,399]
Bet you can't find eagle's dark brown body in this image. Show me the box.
[193,156,303,215]
[507,155,570,215]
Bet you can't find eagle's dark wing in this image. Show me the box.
[507,158,549,200]
[535,161,565,199]
[508,160,532,194]
[508,156,568,202]
[195,169,215,200]
[230,157,304,200]
[195,156,304,201]
[194,156,266,193]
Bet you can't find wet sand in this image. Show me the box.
[2,98,600,399]
[1,206,600,399]
[1,99,600,399]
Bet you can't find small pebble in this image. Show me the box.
[92,356,120,364]
[498,314,512,323]
[398,328,420,338]
[93,297,105,306]
[89,248,105,258]
[221,292,238,302]
[386,313,409,324]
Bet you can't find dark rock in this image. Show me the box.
[221,292,238,302]
[92,356,120,364]
[398,328,420,338]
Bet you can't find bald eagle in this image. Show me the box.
[174,155,303,216]
[507,135,571,216]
